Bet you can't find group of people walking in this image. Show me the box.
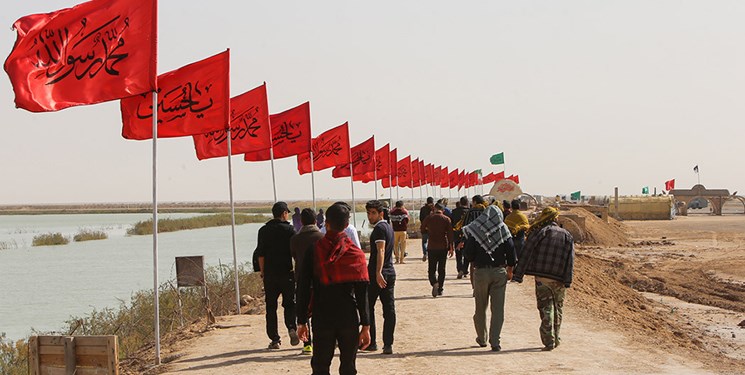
[253,194,574,375]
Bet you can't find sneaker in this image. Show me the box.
[268,341,281,350]
[289,329,300,346]
[422,255,427,262]
[302,345,313,355]
[432,282,439,298]
[476,339,487,348]
[457,271,464,279]
[363,344,379,352]
[541,345,554,351]
[491,345,501,352]
[437,289,443,296]
[382,345,393,354]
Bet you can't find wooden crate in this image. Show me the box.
[28,335,118,375]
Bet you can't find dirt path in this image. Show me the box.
[162,240,714,375]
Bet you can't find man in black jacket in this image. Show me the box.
[256,201,299,350]
[419,197,434,261]
[297,203,371,375]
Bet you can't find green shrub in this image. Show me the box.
[73,229,108,242]
[31,233,69,246]
[0,333,28,375]
[127,213,267,235]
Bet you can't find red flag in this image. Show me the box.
[424,163,433,185]
[418,160,426,187]
[665,179,675,191]
[193,83,270,160]
[459,171,466,189]
[243,102,312,161]
[382,148,398,188]
[434,166,442,186]
[494,171,506,182]
[440,167,449,188]
[449,169,459,189]
[507,174,521,184]
[297,123,350,175]
[332,136,375,179]
[357,143,390,183]
[470,172,479,187]
[4,0,157,112]
[411,158,421,188]
[397,155,411,188]
[483,172,495,184]
[121,50,229,140]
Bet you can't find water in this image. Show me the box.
[0,212,371,340]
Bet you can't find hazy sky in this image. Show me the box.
[1,0,743,204]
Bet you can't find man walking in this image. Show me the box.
[389,201,409,264]
[463,205,516,351]
[421,203,454,297]
[290,208,325,354]
[455,195,488,281]
[419,197,434,261]
[512,207,574,351]
[296,203,371,374]
[256,201,299,349]
[450,196,469,279]
[364,200,397,354]
[504,199,530,260]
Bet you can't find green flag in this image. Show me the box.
[490,152,504,165]
[642,186,649,194]
[570,191,581,200]
[474,169,482,176]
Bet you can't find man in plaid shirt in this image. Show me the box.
[512,207,574,351]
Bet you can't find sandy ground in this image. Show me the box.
[160,237,723,375]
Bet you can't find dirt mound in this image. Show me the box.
[571,253,743,371]
[562,208,628,246]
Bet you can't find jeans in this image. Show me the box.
[427,249,448,290]
[368,274,396,347]
[393,231,407,262]
[472,266,507,348]
[311,325,360,375]
[264,276,296,342]
[535,278,566,348]
[420,233,429,256]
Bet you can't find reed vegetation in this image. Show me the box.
[0,334,27,375]
[73,229,108,242]
[127,213,267,235]
[31,233,69,246]
[0,264,263,373]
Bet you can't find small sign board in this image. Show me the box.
[176,256,205,287]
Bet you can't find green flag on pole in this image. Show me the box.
[474,169,482,176]
[490,152,504,165]
[570,191,581,200]
[642,186,649,194]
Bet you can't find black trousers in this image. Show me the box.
[427,249,448,289]
[264,276,296,342]
[311,324,360,375]
[455,246,470,275]
[368,274,396,347]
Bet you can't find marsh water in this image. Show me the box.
[0,212,372,340]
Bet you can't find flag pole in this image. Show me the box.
[151,91,161,366]
[310,152,317,211]
[373,162,379,199]
[269,147,278,202]
[226,128,241,315]
[389,175,393,204]
[350,161,357,227]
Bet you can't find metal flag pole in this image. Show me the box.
[310,152,317,211]
[226,128,241,315]
[269,147,278,202]
[373,166,379,199]
[151,92,161,366]
[389,175,393,204]
[350,160,357,227]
